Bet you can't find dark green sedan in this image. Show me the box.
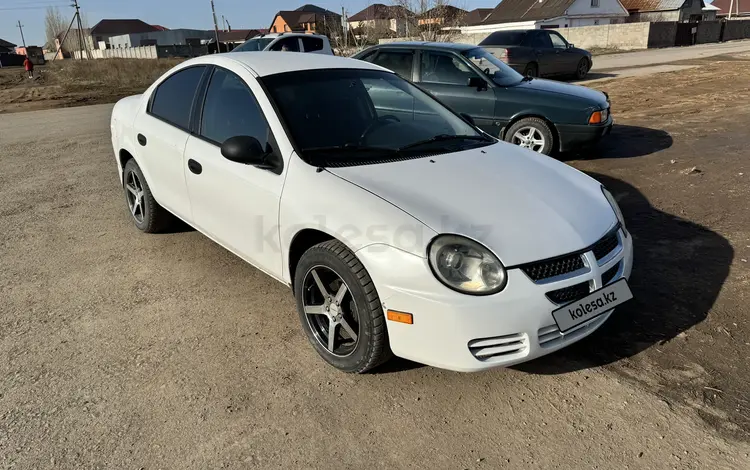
[353,42,612,156]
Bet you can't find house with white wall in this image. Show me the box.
[460,0,629,34]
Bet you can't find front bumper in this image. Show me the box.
[356,226,633,372]
[557,116,613,153]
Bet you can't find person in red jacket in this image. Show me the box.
[24,56,34,78]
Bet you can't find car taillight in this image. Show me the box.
[498,48,509,63]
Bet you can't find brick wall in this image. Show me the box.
[557,23,651,50]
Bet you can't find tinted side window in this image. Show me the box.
[150,66,206,129]
[359,50,378,63]
[370,50,414,78]
[531,31,552,49]
[270,37,300,52]
[200,68,270,148]
[301,36,324,52]
[479,31,526,46]
[419,51,477,85]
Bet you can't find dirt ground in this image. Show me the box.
[1,56,750,469]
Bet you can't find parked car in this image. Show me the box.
[111,52,633,373]
[353,42,611,156]
[479,29,592,80]
[232,33,333,55]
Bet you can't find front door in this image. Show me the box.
[528,31,558,75]
[548,31,578,73]
[184,65,285,278]
[416,50,498,134]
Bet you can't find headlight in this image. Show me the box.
[428,235,507,295]
[602,186,627,236]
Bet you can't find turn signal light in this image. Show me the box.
[588,111,603,124]
[387,310,413,324]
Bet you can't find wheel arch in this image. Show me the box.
[287,228,341,289]
[501,113,560,152]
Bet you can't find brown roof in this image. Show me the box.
[482,0,577,24]
[90,19,159,36]
[151,25,169,31]
[464,8,494,25]
[619,0,688,11]
[348,4,413,21]
[705,0,749,13]
[218,29,262,42]
[295,4,340,15]
[418,5,468,19]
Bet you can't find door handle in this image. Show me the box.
[187,159,202,175]
[137,133,147,146]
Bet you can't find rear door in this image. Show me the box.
[300,36,326,54]
[416,49,498,134]
[365,48,417,81]
[133,65,207,222]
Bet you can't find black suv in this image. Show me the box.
[479,29,592,79]
[353,42,611,156]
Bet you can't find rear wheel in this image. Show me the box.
[123,159,173,233]
[504,117,554,156]
[523,62,538,78]
[575,58,590,80]
[294,240,391,373]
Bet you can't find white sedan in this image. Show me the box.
[110,52,633,373]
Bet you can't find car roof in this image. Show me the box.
[252,32,326,39]
[372,42,478,52]
[183,51,386,77]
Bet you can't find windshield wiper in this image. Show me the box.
[398,134,490,152]
[304,143,396,154]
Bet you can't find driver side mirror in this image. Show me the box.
[467,76,488,91]
[568,43,575,48]
[221,136,282,173]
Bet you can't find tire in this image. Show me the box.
[294,240,391,373]
[503,117,555,156]
[575,58,590,80]
[122,159,173,233]
[523,62,538,78]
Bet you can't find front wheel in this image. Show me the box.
[294,240,391,373]
[504,117,554,155]
[523,63,538,78]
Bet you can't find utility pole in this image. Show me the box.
[72,0,91,60]
[210,0,221,52]
[729,0,734,19]
[342,7,347,49]
[17,20,27,50]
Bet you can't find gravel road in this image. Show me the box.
[1,96,748,467]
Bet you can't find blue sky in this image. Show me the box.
[0,0,492,48]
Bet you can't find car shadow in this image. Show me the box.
[560,124,673,160]
[515,173,733,375]
[570,72,619,82]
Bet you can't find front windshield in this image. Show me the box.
[462,47,523,87]
[261,69,492,166]
[232,37,274,52]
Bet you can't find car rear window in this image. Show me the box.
[479,31,527,46]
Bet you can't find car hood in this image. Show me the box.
[514,78,607,106]
[327,142,616,266]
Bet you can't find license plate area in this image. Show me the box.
[551,279,632,333]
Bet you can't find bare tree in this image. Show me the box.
[391,0,467,41]
[44,7,67,50]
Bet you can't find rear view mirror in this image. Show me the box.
[221,135,283,173]
[467,76,488,91]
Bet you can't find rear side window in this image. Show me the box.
[200,67,270,148]
[270,37,300,52]
[150,66,206,130]
[369,50,414,79]
[479,31,527,46]
[301,36,324,52]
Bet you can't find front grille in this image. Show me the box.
[545,282,590,305]
[538,314,610,348]
[601,262,621,286]
[520,254,584,282]
[468,333,527,361]
[592,228,619,260]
